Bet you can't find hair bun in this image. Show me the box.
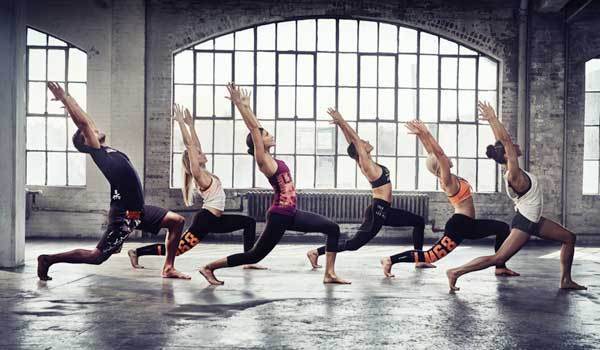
[247,147,254,155]
[485,144,496,159]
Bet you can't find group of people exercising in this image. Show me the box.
[37,81,587,291]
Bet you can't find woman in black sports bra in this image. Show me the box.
[307,108,431,269]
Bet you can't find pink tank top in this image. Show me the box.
[267,159,297,216]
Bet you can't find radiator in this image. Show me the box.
[246,190,428,223]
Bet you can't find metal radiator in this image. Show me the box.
[246,190,428,223]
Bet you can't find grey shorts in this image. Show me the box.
[511,211,542,236]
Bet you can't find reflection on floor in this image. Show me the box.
[1,240,599,349]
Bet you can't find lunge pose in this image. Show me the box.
[380,119,519,278]
[37,82,189,280]
[306,108,432,269]
[199,83,349,285]
[128,105,264,270]
[446,102,586,291]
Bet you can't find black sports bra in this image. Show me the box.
[370,164,391,188]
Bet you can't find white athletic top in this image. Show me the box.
[504,169,543,223]
[198,175,226,212]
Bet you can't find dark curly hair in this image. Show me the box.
[486,140,507,164]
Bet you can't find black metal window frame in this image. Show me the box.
[583,57,600,194]
[171,17,500,192]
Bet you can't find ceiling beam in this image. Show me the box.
[536,0,572,12]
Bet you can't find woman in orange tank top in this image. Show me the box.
[381,120,519,278]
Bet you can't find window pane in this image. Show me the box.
[378,56,395,87]
[378,123,396,155]
[172,120,185,153]
[213,155,233,188]
[278,54,295,85]
[418,157,437,190]
[296,121,315,154]
[196,52,214,84]
[420,32,438,54]
[214,120,234,153]
[68,152,86,186]
[235,52,254,85]
[338,122,355,153]
[418,124,437,157]
[316,122,336,154]
[459,58,476,89]
[396,158,416,190]
[398,27,417,53]
[28,49,46,80]
[478,57,497,90]
[441,57,457,89]
[27,117,46,150]
[47,49,65,81]
[256,86,275,118]
[278,86,295,118]
[171,152,183,188]
[297,54,314,85]
[195,40,213,50]
[257,24,275,50]
[174,50,193,84]
[214,53,232,85]
[459,45,477,55]
[378,88,395,120]
[276,121,295,154]
[277,21,296,51]
[586,59,600,91]
[339,54,357,86]
[234,121,249,154]
[317,19,336,51]
[316,156,334,188]
[458,90,476,121]
[357,123,376,152]
[359,21,377,52]
[337,156,356,188]
[420,55,438,88]
[255,167,270,188]
[584,127,599,159]
[398,54,417,88]
[317,53,336,86]
[440,38,458,54]
[585,93,600,125]
[67,119,77,151]
[214,33,233,50]
[583,161,599,194]
[439,124,457,157]
[478,126,495,158]
[67,83,86,111]
[478,160,496,192]
[48,81,67,115]
[48,36,66,46]
[458,124,477,158]
[296,156,314,188]
[360,55,377,87]
[458,158,476,185]
[338,88,357,120]
[440,89,457,121]
[297,20,316,51]
[296,87,314,119]
[359,88,376,119]
[47,152,67,186]
[234,155,253,188]
[196,86,213,116]
[196,120,213,153]
[379,23,397,53]
[27,152,46,185]
[478,90,497,112]
[397,89,416,121]
[339,20,357,52]
[214,87,232,118]
[397,132,416,156]
[235,28,254,50]
[27,28,47,45]
[419,89,438,122]
[316,87,335,120]
[174,84,193,111]
[28,82,46,114]
[257,52,275,84]
[47,118,67,151]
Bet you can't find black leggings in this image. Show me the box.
[315,199,425,255]
[389,214,509,268]
[136,209,256,257]
[227,209,340,267]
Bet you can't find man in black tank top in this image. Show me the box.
[37,83,190,281]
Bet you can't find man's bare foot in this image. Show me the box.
[415,262,436,269]
[199,266,224,285]
[37,255,52,281]
[495,267,520,277]
[323,273,351,284]
[560,279,587,290]
[162,267,191,280]
[243,264,268,270]
[128,249,144,269]
[380,257,395,278]
[446,269,460,292]
[307,250,321,268]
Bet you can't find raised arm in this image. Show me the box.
[173,105,212,189]
[182,108,203,154]
[47,82,100,149]
[327,108,374,171]
[406,120,454,188]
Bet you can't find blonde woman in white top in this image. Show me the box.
[446,102,586,291]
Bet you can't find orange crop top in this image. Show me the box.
[447,177,473,206]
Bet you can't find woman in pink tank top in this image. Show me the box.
[199,83,350,285]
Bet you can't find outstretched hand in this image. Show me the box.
[47,82,67,102]
[225,82,243,105]
[240,87,252,110]
[477,101,497,122]
[183,107,194,126]
[405,119,428,135]
[173,103,185,123]
[326,107,344,125]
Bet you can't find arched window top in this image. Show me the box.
[172,18,500,191]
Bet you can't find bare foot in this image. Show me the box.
[128,249,144,269]
[560,279,587,290]
[446,269,460,292]
[162,267,191,280]
[242,264,268,270]
[37,255,52,281]
[323,273,351,284]
[380,257,395,278]
[307,250,321,269]
[495,267,520,277]
[199,266,224,285]
[415,262,436,269]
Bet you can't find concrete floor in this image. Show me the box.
[1,240,599,349]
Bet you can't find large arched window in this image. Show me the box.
[172,19,499,191]
[26,28,88,186]
[583,58,600,194]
